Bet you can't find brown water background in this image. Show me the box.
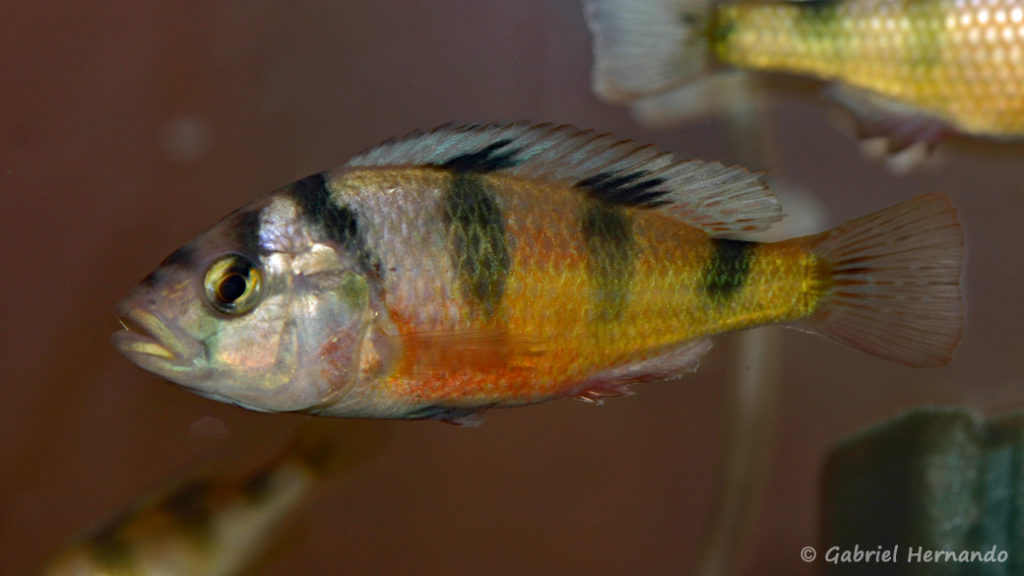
[2,2,1022,574]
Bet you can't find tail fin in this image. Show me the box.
[583,0,714,103]
[803,193,964,367]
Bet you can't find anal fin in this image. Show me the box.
[573,339,713,404]
[827,84,951,167]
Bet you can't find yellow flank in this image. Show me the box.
[383,171,829,405]
[111,122,965,420]
[711,0,1024,135]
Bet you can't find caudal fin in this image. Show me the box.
[583,0,714,103]
[804,193,964,367]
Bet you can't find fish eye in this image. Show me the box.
[202,255,263,315]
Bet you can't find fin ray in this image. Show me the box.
[345,122,782,234]
[802,193,964,367]
[583,0,714,102]
[573,339,713,403]
[827,84,951,156]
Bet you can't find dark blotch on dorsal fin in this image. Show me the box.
[344,123,780,234]
[437,139,522,174]
[703,238,755,300]
[576,170,672,208]
[290,172,379,275]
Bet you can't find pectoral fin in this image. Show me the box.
[395,328,547,377]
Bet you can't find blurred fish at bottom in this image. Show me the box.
[34,421,385,576]
[113,123,964,424]
[583,0,1024,164]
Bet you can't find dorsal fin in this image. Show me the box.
[345,122,782,235]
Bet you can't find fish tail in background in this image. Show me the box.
[583,0,714,103]
[799,193,964,367]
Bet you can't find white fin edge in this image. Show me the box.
[345,122,782,234]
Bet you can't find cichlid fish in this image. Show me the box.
[113,123,964,424]
[584,0,1024,153]
[34,423,381,576]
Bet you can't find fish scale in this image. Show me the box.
[333,168,826,406]
[722,0,1024,134]
[586,0,1024,159]
[113,123,964,423]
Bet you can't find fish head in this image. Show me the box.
[113,195,380,413]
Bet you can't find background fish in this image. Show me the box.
[113,123,964,424]
[584,0,1024,155]
[34,422,383,576]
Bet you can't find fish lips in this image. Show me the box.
[111,303,201,378]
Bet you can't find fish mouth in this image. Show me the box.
[112,306,191,365]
